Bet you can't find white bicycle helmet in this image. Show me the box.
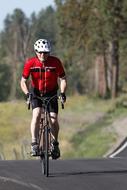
[34,39,51,52]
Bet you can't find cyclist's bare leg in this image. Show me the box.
[49,112,59,141]
[31,107,41,143]
[50,112,60,159]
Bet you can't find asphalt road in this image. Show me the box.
[0,157,127,190]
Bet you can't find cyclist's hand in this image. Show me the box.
[60,92,66,103]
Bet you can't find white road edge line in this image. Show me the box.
[109,142,127,158]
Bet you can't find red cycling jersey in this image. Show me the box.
[22,55,65,93]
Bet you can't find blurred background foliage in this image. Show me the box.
[1,0,127,100]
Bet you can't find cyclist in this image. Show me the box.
[20,39,67,159]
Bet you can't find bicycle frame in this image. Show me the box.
[39,99,52,177]
[28,94,64,177]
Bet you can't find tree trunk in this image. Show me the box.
[111,39,119,98]
[95,55,108,98]
[110,0,121,98]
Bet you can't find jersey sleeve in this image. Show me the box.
[22,59,31,79]
[56,59,66,78]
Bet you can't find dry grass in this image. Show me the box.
[0,95,127,159]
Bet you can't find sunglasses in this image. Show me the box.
[36,51,49,54]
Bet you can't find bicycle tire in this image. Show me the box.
[44,125,49,177]
[40,125,47,176]
[39,116,50,177]
[40,136,45,175]
[38,120,45,175]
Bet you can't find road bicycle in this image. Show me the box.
[28,94,64,177]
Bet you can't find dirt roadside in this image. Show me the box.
[104,116,127,156]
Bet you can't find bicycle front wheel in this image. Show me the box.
[43,125,49,177]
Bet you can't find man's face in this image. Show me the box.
[36,51,49,62]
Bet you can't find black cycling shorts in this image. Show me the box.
[30,88,58,114]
